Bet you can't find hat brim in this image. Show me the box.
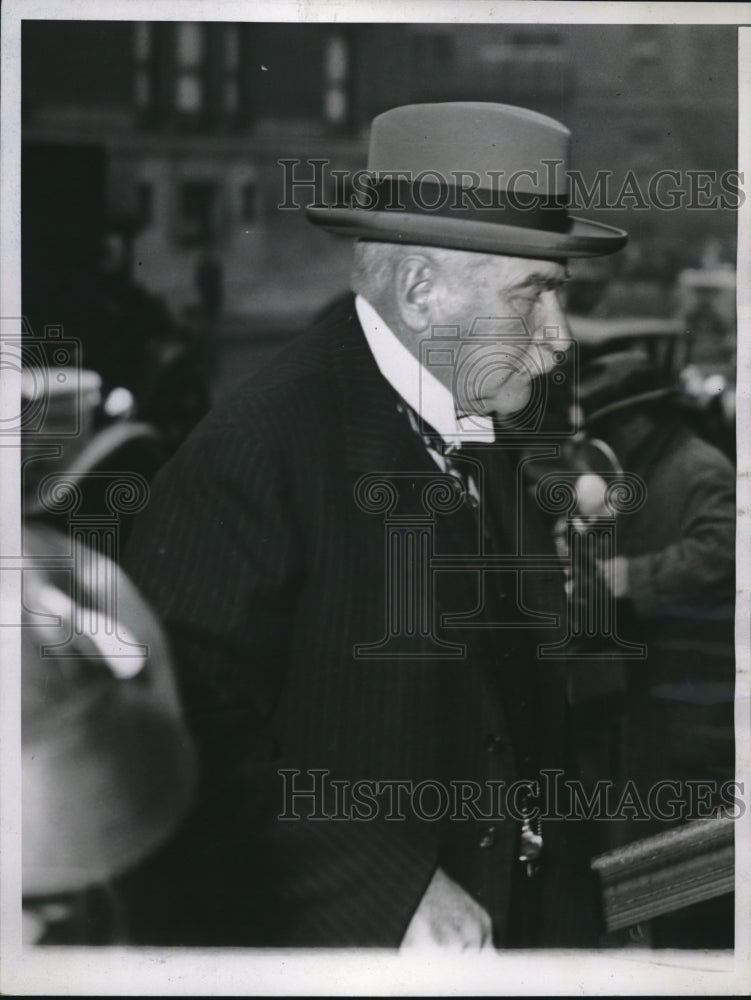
[306,206,627,259]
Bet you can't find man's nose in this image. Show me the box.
[535,290,572,346]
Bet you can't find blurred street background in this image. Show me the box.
[22,21,738,404]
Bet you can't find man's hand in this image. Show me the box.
[401,867,493,950]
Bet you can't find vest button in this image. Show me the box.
[486,734,505,754]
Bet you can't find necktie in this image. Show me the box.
[397,402,481,508]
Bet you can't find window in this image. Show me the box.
[134,21,151,61]
[176,22,203,66]
[133,22,154,110]
[174,22,205,114]
[323,35,349,125]
[630,25,660,63]
[179,180,219,246]
[222,24,242,117]
[176,75,202,113]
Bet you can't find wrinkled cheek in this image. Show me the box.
[454,345,525,403]
[453,344,533,414]
[485,368,534,417]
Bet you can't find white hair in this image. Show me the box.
[350,241,404,301]
[351,240,517,305]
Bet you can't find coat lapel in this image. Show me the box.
[328,296,429,475]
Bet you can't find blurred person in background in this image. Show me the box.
[23,224,211,458]
[573,348,735,947]
[580,350,735,791]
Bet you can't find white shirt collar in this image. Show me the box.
[354,294,494,447]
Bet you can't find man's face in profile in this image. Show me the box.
[424,251,571,419]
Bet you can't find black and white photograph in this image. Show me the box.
[1,1,749,994]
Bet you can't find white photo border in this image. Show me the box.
[1,2,749,994]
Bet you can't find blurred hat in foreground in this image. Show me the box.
[22,523,197,897]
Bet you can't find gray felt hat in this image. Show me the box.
[306,102,628,259]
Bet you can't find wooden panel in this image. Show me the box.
[591,816,734,932]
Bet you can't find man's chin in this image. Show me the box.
[456,373,536,418]
[481,382,534,419]
[455,400,492,419]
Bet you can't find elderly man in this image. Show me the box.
[120,103,626,948]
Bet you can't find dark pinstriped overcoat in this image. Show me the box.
[121,296,598,948]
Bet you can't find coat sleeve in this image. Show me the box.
[624,446,736,619]
[120,414,439,947]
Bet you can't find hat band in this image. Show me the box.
[351,179,572,234]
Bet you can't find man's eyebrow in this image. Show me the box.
[506,272,570,292]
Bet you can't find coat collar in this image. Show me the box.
[326,294,437,475]
[354,294,495,449]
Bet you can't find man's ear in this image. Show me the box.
[394,255,434,333]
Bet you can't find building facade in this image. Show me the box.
[22,21,739,318]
